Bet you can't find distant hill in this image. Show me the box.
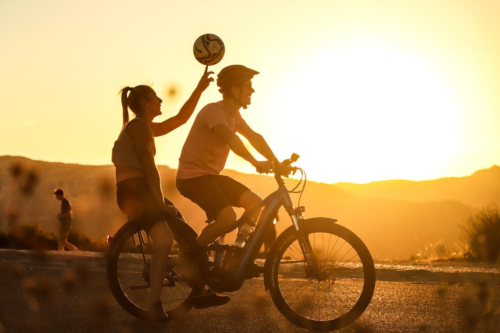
[335,166,500,208]
[1,156,493,260]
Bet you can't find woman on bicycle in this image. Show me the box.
[112,67,213,320]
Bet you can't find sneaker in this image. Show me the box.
[192,289,231,309]
[147,301,169,321]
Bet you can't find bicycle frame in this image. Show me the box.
[123,162,322,290]
[227,171,322,287]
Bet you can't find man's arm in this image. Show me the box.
[151,67,214,137]
[237,121,278,163]
[212,125,271,172]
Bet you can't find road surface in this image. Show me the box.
[0,250,499,332]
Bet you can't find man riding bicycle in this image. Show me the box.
[176,65,278,280]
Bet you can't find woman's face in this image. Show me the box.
[143,90,162,118]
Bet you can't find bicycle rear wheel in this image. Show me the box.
[107,221,204,320]
[265,218,376,331]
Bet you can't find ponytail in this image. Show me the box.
[118,85,154,128]
[120,87,133,128]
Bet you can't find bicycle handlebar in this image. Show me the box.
[273,153,300,178]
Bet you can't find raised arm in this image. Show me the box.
[212,124,272,173]
[237,121,278,163]
[151,66,214,137]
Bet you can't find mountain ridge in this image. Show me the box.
[1,155,498,260]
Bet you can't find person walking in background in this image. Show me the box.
[53,188,78,251]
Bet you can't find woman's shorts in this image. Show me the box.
[116,176,182,233]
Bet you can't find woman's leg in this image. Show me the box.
[148,221,174,304]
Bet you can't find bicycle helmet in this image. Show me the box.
[217,65,258,91]
[217,65,259,108]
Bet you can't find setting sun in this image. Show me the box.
[267,43,464,183]
[2,2,500,332]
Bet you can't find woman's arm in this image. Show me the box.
[151,66,214,137]
[127,122,166,209]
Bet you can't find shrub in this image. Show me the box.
[0,223,107,252]
[7,223,58,250]
[67,229,107,252]
[461,204,500,263]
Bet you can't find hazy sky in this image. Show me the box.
[1,0,499,183]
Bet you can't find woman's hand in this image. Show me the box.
[196,66,214,92]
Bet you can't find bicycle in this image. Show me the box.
[106,154,376,331]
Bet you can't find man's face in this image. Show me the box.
[231,79,254,108]
[55,194,63,201]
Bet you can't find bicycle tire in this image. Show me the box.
[107,221,204,321]
[264,218,376,331]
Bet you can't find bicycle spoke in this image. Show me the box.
[275,228,371,324]
[324,235,340,263]
[337,246,354,263]
[289,242,302,257]
[110,227,201,316]
[327,240,346,262]
[346,252,360,263]
[284,248,301,263]
[122,275,145,290]
[321,232,325,262]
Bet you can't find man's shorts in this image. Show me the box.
[59,217,72,239]
[176,175,250,220]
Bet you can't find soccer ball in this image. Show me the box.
[193,34,225,66]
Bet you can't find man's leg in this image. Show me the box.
[239,190,263,220]
[238,189,266,276]
[58,237,64,251]
[64,240,78,251]
[196,206,237,247]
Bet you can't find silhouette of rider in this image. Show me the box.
[112,68,228,320]
[176,65,278,271]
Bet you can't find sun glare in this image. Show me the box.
[268,44,464,183]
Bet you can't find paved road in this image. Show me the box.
[0,250,499,332]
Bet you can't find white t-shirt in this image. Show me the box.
[177,101,246,179]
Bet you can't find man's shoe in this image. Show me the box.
[192,289,231,309]
[147,301,169,321]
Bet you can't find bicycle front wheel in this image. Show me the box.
[107,221,203,320]
[265,218,376,331]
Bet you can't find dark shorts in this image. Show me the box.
[59,217,72,239]
[176,175,250,220]
[116,177,185,233]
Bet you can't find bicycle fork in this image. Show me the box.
[284,195,326,281]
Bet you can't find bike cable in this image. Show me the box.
[288,168,307,208]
